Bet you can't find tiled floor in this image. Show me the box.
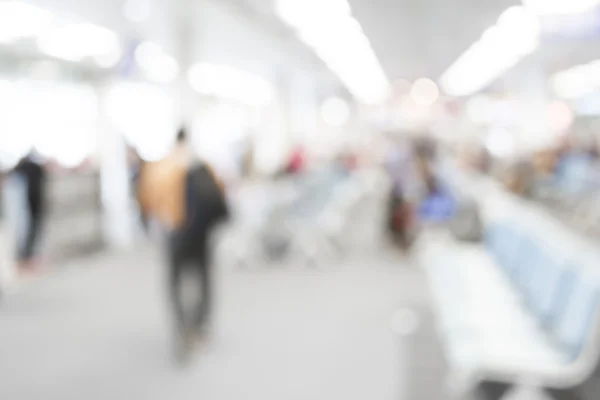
[0,244,437,400]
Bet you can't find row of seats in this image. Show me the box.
[419,219,600,398]
[487,224,600,362]
[216,170,370,266]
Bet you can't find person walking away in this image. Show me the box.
[12,152,47,271]
[385,140,415,249]
[138,127,228,363]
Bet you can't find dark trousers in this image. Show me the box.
[167,230,212,335]
[20,212,42,262]
[388,191,405,231]
[388,190,414,249]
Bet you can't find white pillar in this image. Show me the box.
[97,83,135,248]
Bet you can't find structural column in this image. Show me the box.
[97,81,135,248]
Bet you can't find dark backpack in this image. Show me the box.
[184,163,229,236]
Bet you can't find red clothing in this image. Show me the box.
[288,148,305,173]
[344,154,358,170]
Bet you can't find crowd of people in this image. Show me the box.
[383,133,454,249]
[460,133,600,200]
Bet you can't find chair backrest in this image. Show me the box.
[559,154,593,195]
[486,221,600,363]
[485,223,524,277]
[551,272,600,361]
[512,235,546,292]
[542,268,577,328]
[523,247,570,320]
[484,224,506,261]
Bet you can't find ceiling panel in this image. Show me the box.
[348,0,520,81]
[234,0,524,84]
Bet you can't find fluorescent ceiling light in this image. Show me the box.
[188,63,274,107]
[440,6,540,97]
[135,41,179,83]
[0,1,54,43]
[0,2,122,68]
[410,78,439,106]
[522,0,600,15]
[552,59,600,98]
[276,0,389,104]
[38,23,121,66]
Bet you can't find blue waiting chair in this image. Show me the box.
[419,221,600,400]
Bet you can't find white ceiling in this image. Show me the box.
[233,0,527,81]
[240,0,600,87]
[20,0,600,90]
[23,0,526,82]
[347,0,521,81]
[13,0,330,80]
